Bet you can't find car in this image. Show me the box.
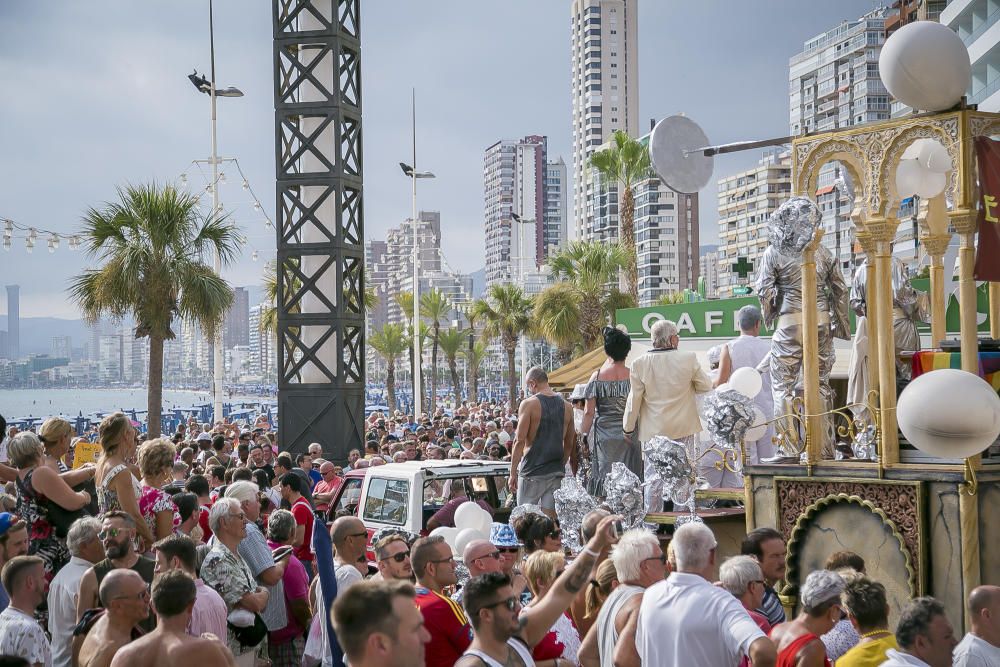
[325,459,512,555]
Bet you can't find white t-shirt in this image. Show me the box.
[636,572,765,667]
[0,606,52,667]
[953,632,1000,667]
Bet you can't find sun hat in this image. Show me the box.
[489,522,520,548]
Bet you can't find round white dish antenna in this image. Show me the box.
[649,115,714,194]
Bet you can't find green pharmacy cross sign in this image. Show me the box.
[731,256,754,279]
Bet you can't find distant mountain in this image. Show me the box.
[0,316,90,356]
[469,267,486,298]
[699,244,719,256]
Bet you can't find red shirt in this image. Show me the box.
[290,496,314,562]
[198,503,213,541]
[414,587,473,667]
[312,476,343,512]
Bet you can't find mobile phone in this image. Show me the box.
[611,520,624,539]
[273,546,293,562]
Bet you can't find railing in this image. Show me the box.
[962,7,1000,47]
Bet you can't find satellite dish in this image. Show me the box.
[649,115,714,194]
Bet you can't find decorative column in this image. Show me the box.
[921,232,951,349]
[801,229,825,466]
[855,229,879,398]
[950,209,979,373]
[867,217,899,464]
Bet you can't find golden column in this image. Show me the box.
[801,229,825,465]
[855,229,880,398]
[921,231,952,348]
[866,216,900,464]
[951,209,979,373]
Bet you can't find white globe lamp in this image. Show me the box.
[879,21,971,112]
[897,369,1000,459]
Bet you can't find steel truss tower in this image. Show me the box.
[273,0,364,459]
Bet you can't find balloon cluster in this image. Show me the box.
[603,462,646,530]
[896,138,951,199]
[553,476,599,554]
[767,197,821,257]
[642,436,695,505]
[429,501,494,558]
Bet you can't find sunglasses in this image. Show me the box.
[112,588,150,602]
[98,528,127,540]
[497,546,520,554]
[382,550,411,563]
[429,556,455,565]
[644,554,668,564]
[481,596,518,612]
[349,532,368,540]
[475,551,501,561]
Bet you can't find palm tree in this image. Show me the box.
[534,282,582,363]
[437,328,466,408]
[393,291,421,410]
[363,271,379,312]
[420,288,451,412]
[473,284,534,409]
[656,291,687,306]
[70,183,240,438]
[368,323,408,413]
[589,130,652,301]
[462,339,487,406]
[548,240,632,349]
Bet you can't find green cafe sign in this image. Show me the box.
[616,279,993,340]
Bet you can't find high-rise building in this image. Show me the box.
[788,9,889,275]
[571,0,639,242]
[4,285,19,360]
[224,287,250,350]
[717,151,793,298]
[543,158,568,258]
[586,130,700,306]
[248,303,276,380]
[941,0,1000,111]
[98,334,124,383]
[51,336,72,361]
[366,239,391,334]
[483,136,547,286]
[701,251,720,299]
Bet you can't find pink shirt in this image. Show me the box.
[267,539,310,643]
[312,477,343,512]
[188,578,228,640]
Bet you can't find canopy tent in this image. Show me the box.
[549,337,854,393]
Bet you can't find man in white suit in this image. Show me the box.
[623,319,713,517]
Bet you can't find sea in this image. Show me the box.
[0,388,271,421]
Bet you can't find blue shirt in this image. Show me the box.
[0,584,9,613]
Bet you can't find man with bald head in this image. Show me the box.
[452,540,503,606]
[76,569,150,667]
[331,516,368,592]
[954,585,1000,666]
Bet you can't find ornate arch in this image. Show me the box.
[877,120,961,219]
[794,140,869,214]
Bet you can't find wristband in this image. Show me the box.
[581,546,600,558]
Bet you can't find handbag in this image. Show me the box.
[226,559,268,649]
[20,470,93,539]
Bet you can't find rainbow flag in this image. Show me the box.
[911,351,1000,390]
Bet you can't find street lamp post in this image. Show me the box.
[399,89,435,420]
[190,0,243,425]
[510,213,534,380]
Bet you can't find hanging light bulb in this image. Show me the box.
[2,235,11,251]
[264,219,273,229]
[216,203,224,213]
[25,237,34,253]
[251,250,259,262]
[205,184,213,194]
[218,172,226,185]
[180,173,188,185]
[28,228,37,242]
[3,220,12,234]
[253,201,262,211]
[51,234,59,250]
[242,179,249,190]
[47,239,55,253]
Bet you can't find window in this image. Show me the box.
[333,477,364,516]
[362,478,409,525]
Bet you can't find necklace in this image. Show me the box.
[860,629,891,639]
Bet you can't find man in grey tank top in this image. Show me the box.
[577,529,667,667]
[508,367,575,519]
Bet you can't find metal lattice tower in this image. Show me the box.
[273,0,364,459]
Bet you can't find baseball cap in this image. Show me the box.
[0,513,17,537]
[196,432,212,442]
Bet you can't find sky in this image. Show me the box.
[0,0,880,319]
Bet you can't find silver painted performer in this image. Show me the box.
[755,197,850,458]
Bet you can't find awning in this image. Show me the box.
[815,185,835,196]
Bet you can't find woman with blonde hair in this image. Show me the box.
[39,417,96,485]
[137,437,181,546]
[584,558,619,621]
[9,431,91,580]
[523,550,582,666]
[94,412,155,549]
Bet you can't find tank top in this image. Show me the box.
[596,584,644,667]
[464,638,536,667]
[520,394,567,477]
[776,632,830,667]
[92,555,157,632]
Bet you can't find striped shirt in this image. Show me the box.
[415,586,473,667]
[757,585,786,628]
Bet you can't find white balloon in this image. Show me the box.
[916,139,952,174]
[896,159,924,198]
[430,526,460,555]
[744,406,768,442]
[454,501,484,531]
[897,369,1000,459]
[454,528,486,557]
[474,506,493,536]
[879,21,971,112]
[729,367,762,399]
[914,169,946,199]
[716,382,731,393]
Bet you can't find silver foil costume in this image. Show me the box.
[849,257,928,381]
[755,198,850,457]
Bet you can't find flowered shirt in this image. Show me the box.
[138,484,181,539]
[201,542,257,656]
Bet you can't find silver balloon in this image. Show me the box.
[675,513,704,527]
[703,389,756,451]
[509,503,546,527]
[554,475,599,554]
[643,436,693,503]
[767,196,821,257]
[603,462,646,530]
[852,423,878,460]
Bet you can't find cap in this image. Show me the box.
[489,522,520,548]
[0,513,16,537]
[240,430,252,438]
[196,432,212,442]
